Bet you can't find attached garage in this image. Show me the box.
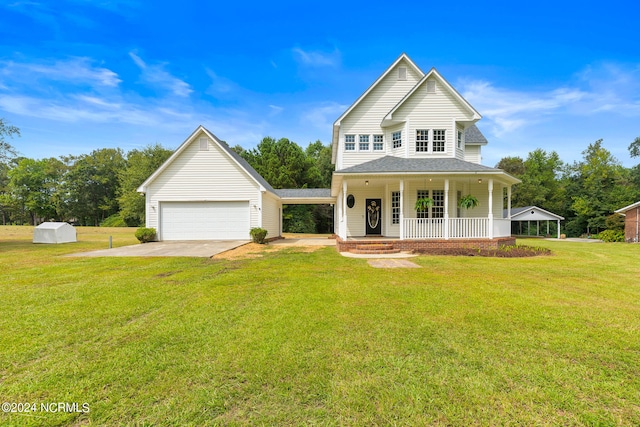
[160,201,250,241]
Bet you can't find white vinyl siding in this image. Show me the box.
[464,145,482,164]
[261,193,281,239]
[392,77,477,160]
[145,132,261,234]
[338,58,421,168]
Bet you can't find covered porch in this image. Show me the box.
[331,161,520,244]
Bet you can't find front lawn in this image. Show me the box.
[1,227,639,426]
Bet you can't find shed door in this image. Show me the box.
[160,201,250,240]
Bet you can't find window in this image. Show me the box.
[199,137,209,151]
[433,130,446,152]
[416,130,429,152]
[359,134,370,151]
[417,189,444,219]
[392,131,402,149]
[391,191,400,224]
[417,190,429,219]
[398,67,407,81]
[432,190,444,218]
[345,134,355,151]
[373,135,384,151]
[457,129,463,149]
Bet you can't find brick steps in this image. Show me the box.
[350,242,401,255]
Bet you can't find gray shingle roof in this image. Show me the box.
[465,124,488,145]
[202,126,277,195]
[336,156,499,174]
[275,188,332,198]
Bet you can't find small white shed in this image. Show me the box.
[33,222,77,244]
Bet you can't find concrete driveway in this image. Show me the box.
[68,240,249,258]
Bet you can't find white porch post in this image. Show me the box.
[557,219,561,239]
[399,179,404,240]
[444,179,449,239]
[507,185,512,218]
[342,181,348,240]
[488,179,494,239]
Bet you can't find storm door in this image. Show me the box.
[365,199,382,235]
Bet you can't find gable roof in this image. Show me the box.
[615,201,640,215]
[137,125,276,195]
[506,206,564,221]
[381,68,481,126]
[331,53,424,162]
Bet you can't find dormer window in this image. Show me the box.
[398,67,407,81]
[392,131,402,149]
[457,128,464,149]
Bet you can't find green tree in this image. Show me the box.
[305,140,334,187]
[241,137,313,189]
[64,148,126,225]
[566,140,637,235]
[118,144,172,226]
[8,157,66,224]
[629,136,640,158]
[0,118,20,164]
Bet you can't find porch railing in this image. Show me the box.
[403,217,493,239]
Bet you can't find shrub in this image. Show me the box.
[250,227,268,244]
[100,213,128,227]
[596,229,624,242]
[135,227,157,243]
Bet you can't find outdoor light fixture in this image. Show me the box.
[365,180,369,186]
[478,178,483,184]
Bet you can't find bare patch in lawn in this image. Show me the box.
[213,242,324,260]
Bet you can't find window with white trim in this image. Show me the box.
[359,134,370,151]
[392,131,402,149]
[373,134,384,151]
[433,130,446,152]
[417,190,429,219]
[432,190,444,218]
[457,129,463,149]
[416,130,429,152]
[345,134,355,151]
[391,191,400,224]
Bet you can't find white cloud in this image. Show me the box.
[0,57,121,88]
[129,52,192,97]
[292,47,341,67]
[301,102,348,129]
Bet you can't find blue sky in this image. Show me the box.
[0,0,639,167]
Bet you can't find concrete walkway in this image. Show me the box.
[67,240,249,258]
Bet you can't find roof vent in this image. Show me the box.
[398,67,407,81]
[426,80,436,93]
[199,137,209,151]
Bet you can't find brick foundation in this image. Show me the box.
[336,236,517,252]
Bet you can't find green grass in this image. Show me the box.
[1,226,639,426]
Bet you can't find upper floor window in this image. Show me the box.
[457,129,463,149]
[433,130,446,152]
[373,134,384,151]
[416,130,429,152]
[345,134,355,151]
[392,131,402,149]
[359,135,370,151]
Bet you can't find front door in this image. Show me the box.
[365,198,382,235]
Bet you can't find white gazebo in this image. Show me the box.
[506,206,564,238]
[33,222,77,244]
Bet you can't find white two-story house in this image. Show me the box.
[139,53,519,250]
[330,53,519,251]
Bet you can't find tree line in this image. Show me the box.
[1,117,638,236]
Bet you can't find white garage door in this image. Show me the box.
[160,201,250,240]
